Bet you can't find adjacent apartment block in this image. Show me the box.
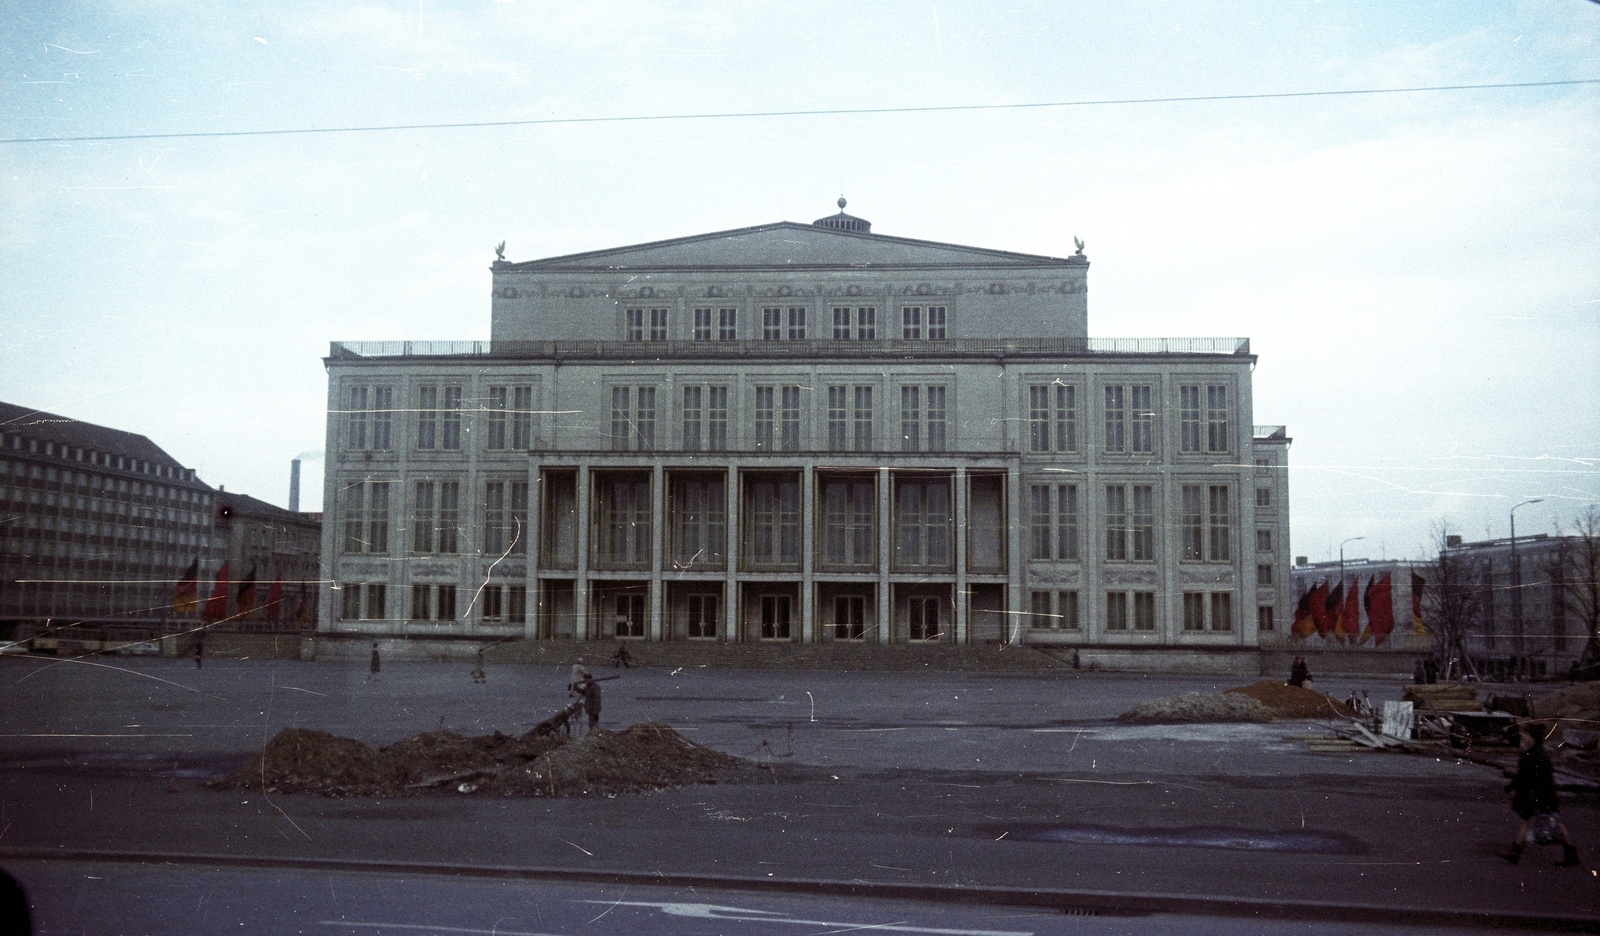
[319,204,1293,669]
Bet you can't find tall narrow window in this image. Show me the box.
[1181,485,1205,561]
[416,386,438,450]
[1028,386,1051,453]
[902,306,922,340]
[482,586,504,622]
[927,306,947,340]
[1180,385,1202,453]
[511,386,532,450]
[346,386,368,450]
[363,583,387,620]
[672,475,726,569]
[1028,484,1051,561]
[786,307,806,340]
[779,386,801,451]
[1104,385,1126,453]
[1258,606,1275,632]
[486,386,508,450]
[1056,483,1079,561]
[610,387,630,452]
[411,583,432,621]
[1183,592,1206,631]
[900,386,921,452]
[636,387,656,450]
[508,480,528,555]
[1210,592,1233,631]
[683,386,704,452]
[1132,484,1154,561]
[925,386,946,451]
[857,307,876,339]
[1208,485,1231,560]
[412,481,435,553]
[371,387,393,450]
[1106,592,1128,631]
[1058,590,1081,629]
[821,477,875,567]
[760,595,792,639]
[1206,385,1230,453]
[827,386,849,452]
[649,307,668,341]
[688,594,719,638]
[718,308,737,340]
[693,307,713,341]
[1133,592,1156,630]
[594,474,650,566]
[832,307,851,340]
[1130,385,1153,454]
[754,386,775,451]
[342,480,390,555]
[1105,485,1128,561]
[1028,384,1076,453]
[909,596,940,640]
[895,477,951,569]
[746,477,801,566]
[834,595,866,640]
[706,386,728,451]
[853,386,874,451]
[484,481,506,554]
[508,585,526,623]
[762,308,782,341]
[626,308,645,341]
[437,584,457,621]
[610,387,656,451]
[440,386,463,450]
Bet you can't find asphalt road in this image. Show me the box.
[1,656,1596,932]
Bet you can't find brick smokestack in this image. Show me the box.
[289,458,301,512]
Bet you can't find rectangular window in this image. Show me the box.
[482,586,503,622]
[853,386,873,451]
[1031,592,1054,630]
[340,583,361,620]
[1180,385,1202,453]
[1257,563,1274,585]
[594,474,651,566]
[508,480,528,556]
[746,477,801,566]
[417,386,438,450]
[362,583,387,620]
[899,386,920,452]
[827,386,849,452]
[509,386,531,450]
[1133,592,1156,631]
[833,595,866,640]
[1181,485,1205,561]
[342,480,389,554]
[412,481,435,553]
[1208,485,1231,561]
[925,386,946,451]
[706,386,728,451]
[371,387,393,451]
[1106,592,1128,632]
[1256,487,1272,509]
[821,477,875,567]
[626,308,644,341]
[486,386,508,450]
[786,306,806,340]
[857,307,877,339]
[433,584,455,621]
[894,476,951,569]
[636,387,656,450]
[1105,485,1128,561]
[754,386,775,451]
[688,594,719,639]
[1104,385,1125,453]
[1130,385,1153,453]
[1058,590,1080,629]
[902,306,922,340]
[684,386,704,452]
[1028,386,1050,453]
[649,307,667,341]
[762,307,782,340]
[1256,529,1272,552]
[507,585,526,624]
[718,307,737,340]
[1206,385,1230,453]
[1027,383,1077,453]
[927,306,946,340]
[832,307,851,340]
[671,475,727,569]
[484,481,506,554]
[411,583,432,621]
[779,386,801,451]
[1131,484,1154,561]
[411,481,459,555]
[346,386,368,450]
[610,386,656,452]
[1258,606,1275,632]
[1210,592,1233,631]
[1183,592,1206,631]
[1057,483,1079,561]
[1028,484,1051,561]
[441,386,463,450]
[694,307,713,341]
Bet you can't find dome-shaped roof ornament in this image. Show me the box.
[814,196,871,234]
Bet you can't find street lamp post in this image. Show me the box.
[1510,498,1544,676]
[1338,536,1367,594]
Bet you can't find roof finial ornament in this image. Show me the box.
[838,195,847,210]
[1073,236,1085,257]
[494,241,506,262]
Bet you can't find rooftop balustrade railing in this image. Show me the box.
[329,336,1250,359]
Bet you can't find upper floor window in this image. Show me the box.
[1181,483,1232,561]
[830,306,877,340]
[787,306,806,340]
[681,385,729,452]
[415,385,463,451]
[411,480,461,555]
[486,385,532,451]
[693,307,738,341]
[901,305,947,340]
[1105,483,1155,562]
[1027,383,1077,453]
[344,385,393,452]
[1104,384,1154,454]
[753,385,802,452]
[894,476,952,570]
[762,307,782,340]
[483,480,529,556]
[1028,482,1079,562]
[826,385,873,453]
[899,385,948,452]
[626,307,668,341]
[1180,383,1231,453]
[609,386,657,452]
[340,479,390,555]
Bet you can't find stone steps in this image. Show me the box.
[484,639,1074,672]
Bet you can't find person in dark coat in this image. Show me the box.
[579,673,602,736]
[1498,725,1581,866]
[368,642,381,682]
[1287,656,1308,688]
[193,637,204,669]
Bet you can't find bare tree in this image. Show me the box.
[1423,522,1489,681]
[1556,505,1600,670]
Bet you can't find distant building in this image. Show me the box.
[213,491,321,632]
[1438,533,1590,679]
[1287,557,1431,660]
[318,204,1293,671]
[0,401,220,649]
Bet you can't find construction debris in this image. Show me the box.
[206,723,747,797]
[1117,691,1276,724]
[1402,683,1482,712]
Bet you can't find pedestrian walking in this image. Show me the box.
[612,641,633,669]
[471,646,486,683]
[1498,724,1582,867]
[579,672,602,735]
[368,642,381,682]
[193,636,204,669]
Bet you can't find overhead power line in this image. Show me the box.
[2,78,1595,146]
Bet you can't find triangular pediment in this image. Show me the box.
[505,222,1080,271]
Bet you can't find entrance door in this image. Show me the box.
[687,593,719,639]
[834,595,866,640]
[760,594,792,640]
[615,593,646,638]
[909,596,941,641]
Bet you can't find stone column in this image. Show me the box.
[574,465,591,641]
[878,466,893,644]
[954,465,969,645]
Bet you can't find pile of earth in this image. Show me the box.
[205,723,748,797]
[1117,681,1352,724]
[1531,682,1600,750]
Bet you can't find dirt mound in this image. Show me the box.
[1118,692,1276,724]
[207,723,744,797]
[1530,682,1600,720]
[1227,681,1352,719]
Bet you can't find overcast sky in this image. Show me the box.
[2,1,1596,563]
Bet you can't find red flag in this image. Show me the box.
[203,562,230,622]
[1410,571,1428,635]
[1291,587,1317,637]
[1368,573,1396,646]
[1340,578,1361,644]
[1317,581,1342,639]
[172,559,200,615]
[235,566,258,619]
[265,580,284,621]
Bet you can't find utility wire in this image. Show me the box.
[2,78,1595,146]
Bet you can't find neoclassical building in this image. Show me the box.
[319,204,1292,667]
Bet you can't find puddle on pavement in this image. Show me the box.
[1000,822,1365,854]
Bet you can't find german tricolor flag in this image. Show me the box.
[171,559,200,615]
[1367,573,1396,646]
[203,562,230,623]
[1291,587,1317,638]
[235,566,257,619]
